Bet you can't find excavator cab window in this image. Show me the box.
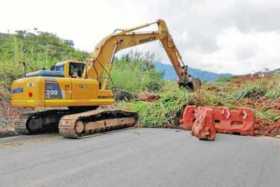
[69,62,85,78]
[51,65,64,72]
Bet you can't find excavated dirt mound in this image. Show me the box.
[254,119,280,137]
[0,92,20,137]
[239,98,280,137]
[227,75,280,137]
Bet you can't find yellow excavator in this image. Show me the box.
[11,19,200,138]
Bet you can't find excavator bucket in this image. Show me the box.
[178,77,202,91]
[190,78,202,91]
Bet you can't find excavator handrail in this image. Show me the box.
[115,21,158,34]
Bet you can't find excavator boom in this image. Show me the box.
[85,19,200,90]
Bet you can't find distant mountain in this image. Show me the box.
[155,63,232,81]
[269,68,280,74]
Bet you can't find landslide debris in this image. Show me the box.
[120,74,280,138]
[0,91,19,137]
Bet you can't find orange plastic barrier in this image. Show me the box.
[212,108,255,136]
[179,105,196,130]
[180,106,255,136]
[191,107,216,141]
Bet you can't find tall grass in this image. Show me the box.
[233,83,267,100]
[111,55,163,93]
[120,84,194,128]
[265,88,280,99]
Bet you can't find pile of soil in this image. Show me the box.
[254,119,280,137]
[229,76,280,137]
[247,98,280,111]
[0,92,20,137]
[241,98,280,137]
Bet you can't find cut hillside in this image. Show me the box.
[0,89,20,137]
[119,73,280,137]
[0,30,88,89]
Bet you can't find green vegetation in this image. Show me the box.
[231,75,280,100]
[0,30,87,88]
[120,83,194,128]
[111,52,163,92]
[119,74,280,127]
[256,109,280,122]
[265,79,280,99]
[233,83,267,100]
[215,76,232,84]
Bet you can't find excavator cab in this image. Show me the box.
[49,61,85,78]
[24,61,84,78]
[68,63,85,78]
[50,61,85,78]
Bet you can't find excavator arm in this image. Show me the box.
[84,19,200,90]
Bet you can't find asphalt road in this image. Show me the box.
[0,128,280,187]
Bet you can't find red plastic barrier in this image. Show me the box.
[180,106,255,136]
[179,105,196,130]
[213,108,255,136]
[191,107,216,141]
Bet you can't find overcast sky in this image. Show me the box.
[0,0,279,74]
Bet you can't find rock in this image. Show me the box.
[113,89,136,101]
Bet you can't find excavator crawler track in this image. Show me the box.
[59,107,138,138]
[15,112,32,135]
[15,109,74,135]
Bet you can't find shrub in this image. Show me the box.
[256,109,280,122]
[265,85,280,99]
[233,84,267,100]
[111,54,164,93]
[122,85,194,128]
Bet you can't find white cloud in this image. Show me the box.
[187,27,280,74]
[0,0,279,74]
